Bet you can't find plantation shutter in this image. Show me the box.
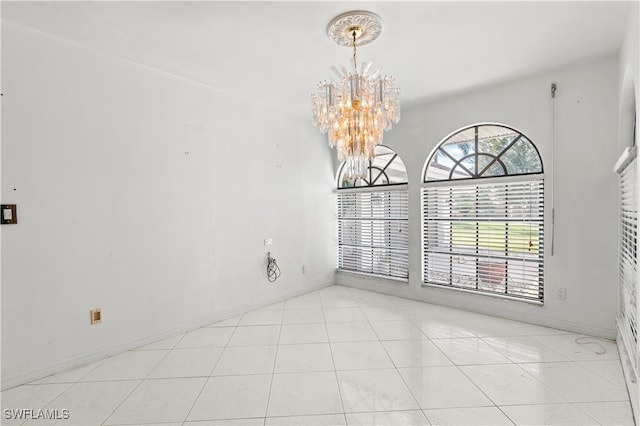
[337,189,409,279]
[422,178,544,301]
[618,154,638,373]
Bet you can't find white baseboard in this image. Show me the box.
[1,281,334,391]
[337,277,617,339]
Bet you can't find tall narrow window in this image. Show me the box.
[337,146,409,280]
[422,124,544,302]
[617,147,638,373]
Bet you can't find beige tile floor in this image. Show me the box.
[1,285,635,425]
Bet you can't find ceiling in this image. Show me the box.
[2,1,632,120]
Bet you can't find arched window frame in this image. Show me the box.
[422,123,545,303]
[337,145,408,189]
[336,145,409,281]
[423,123,543,182]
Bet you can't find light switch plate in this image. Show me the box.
[1,204,17,224]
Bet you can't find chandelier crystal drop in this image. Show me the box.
[311,11,400,179]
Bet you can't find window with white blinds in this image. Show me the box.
[338,190,409,279]
[618,155,638,369]
[422,179,544,301]
[336,145,409,280]
[422,124,545,302]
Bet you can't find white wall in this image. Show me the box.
[0,22,336,389]
[338,55,621,339]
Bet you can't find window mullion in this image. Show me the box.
[474,125,479,178]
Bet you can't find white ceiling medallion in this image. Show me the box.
[326,10,384,47]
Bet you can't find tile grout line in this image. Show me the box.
[100,334,186,426]
[18,347,113,425]
[406,310,524,426]
[371,295,432,424]
[391,305,440,426]
[477,334,571,364]
[394,295,524,424]
[323,292,350,424]
[573,358,630,388]
[398,299,566,420]
[6,286,633,426]
[322,288,353,425]
[452,350,573,422]
[179,323,236,425]
[263,305,285,424]
[13,383,75,426]
[568,400,615,425]
[491,406,518,426]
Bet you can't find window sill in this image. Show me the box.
[421,282,544,306]
[337,269,409,284]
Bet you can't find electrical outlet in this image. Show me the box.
[264,239,273,245]
[556,287,566,301]
[90,308,102,325]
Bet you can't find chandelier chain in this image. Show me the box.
[352,30,357,71]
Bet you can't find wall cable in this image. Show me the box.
[574,337,607,355]
[267,252,281,282]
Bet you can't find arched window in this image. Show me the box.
[424,124,542,181]
[422,124,545,302]
[337,145,408,188]
[337,145,409,280]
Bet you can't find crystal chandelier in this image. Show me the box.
[311,11,400,178]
